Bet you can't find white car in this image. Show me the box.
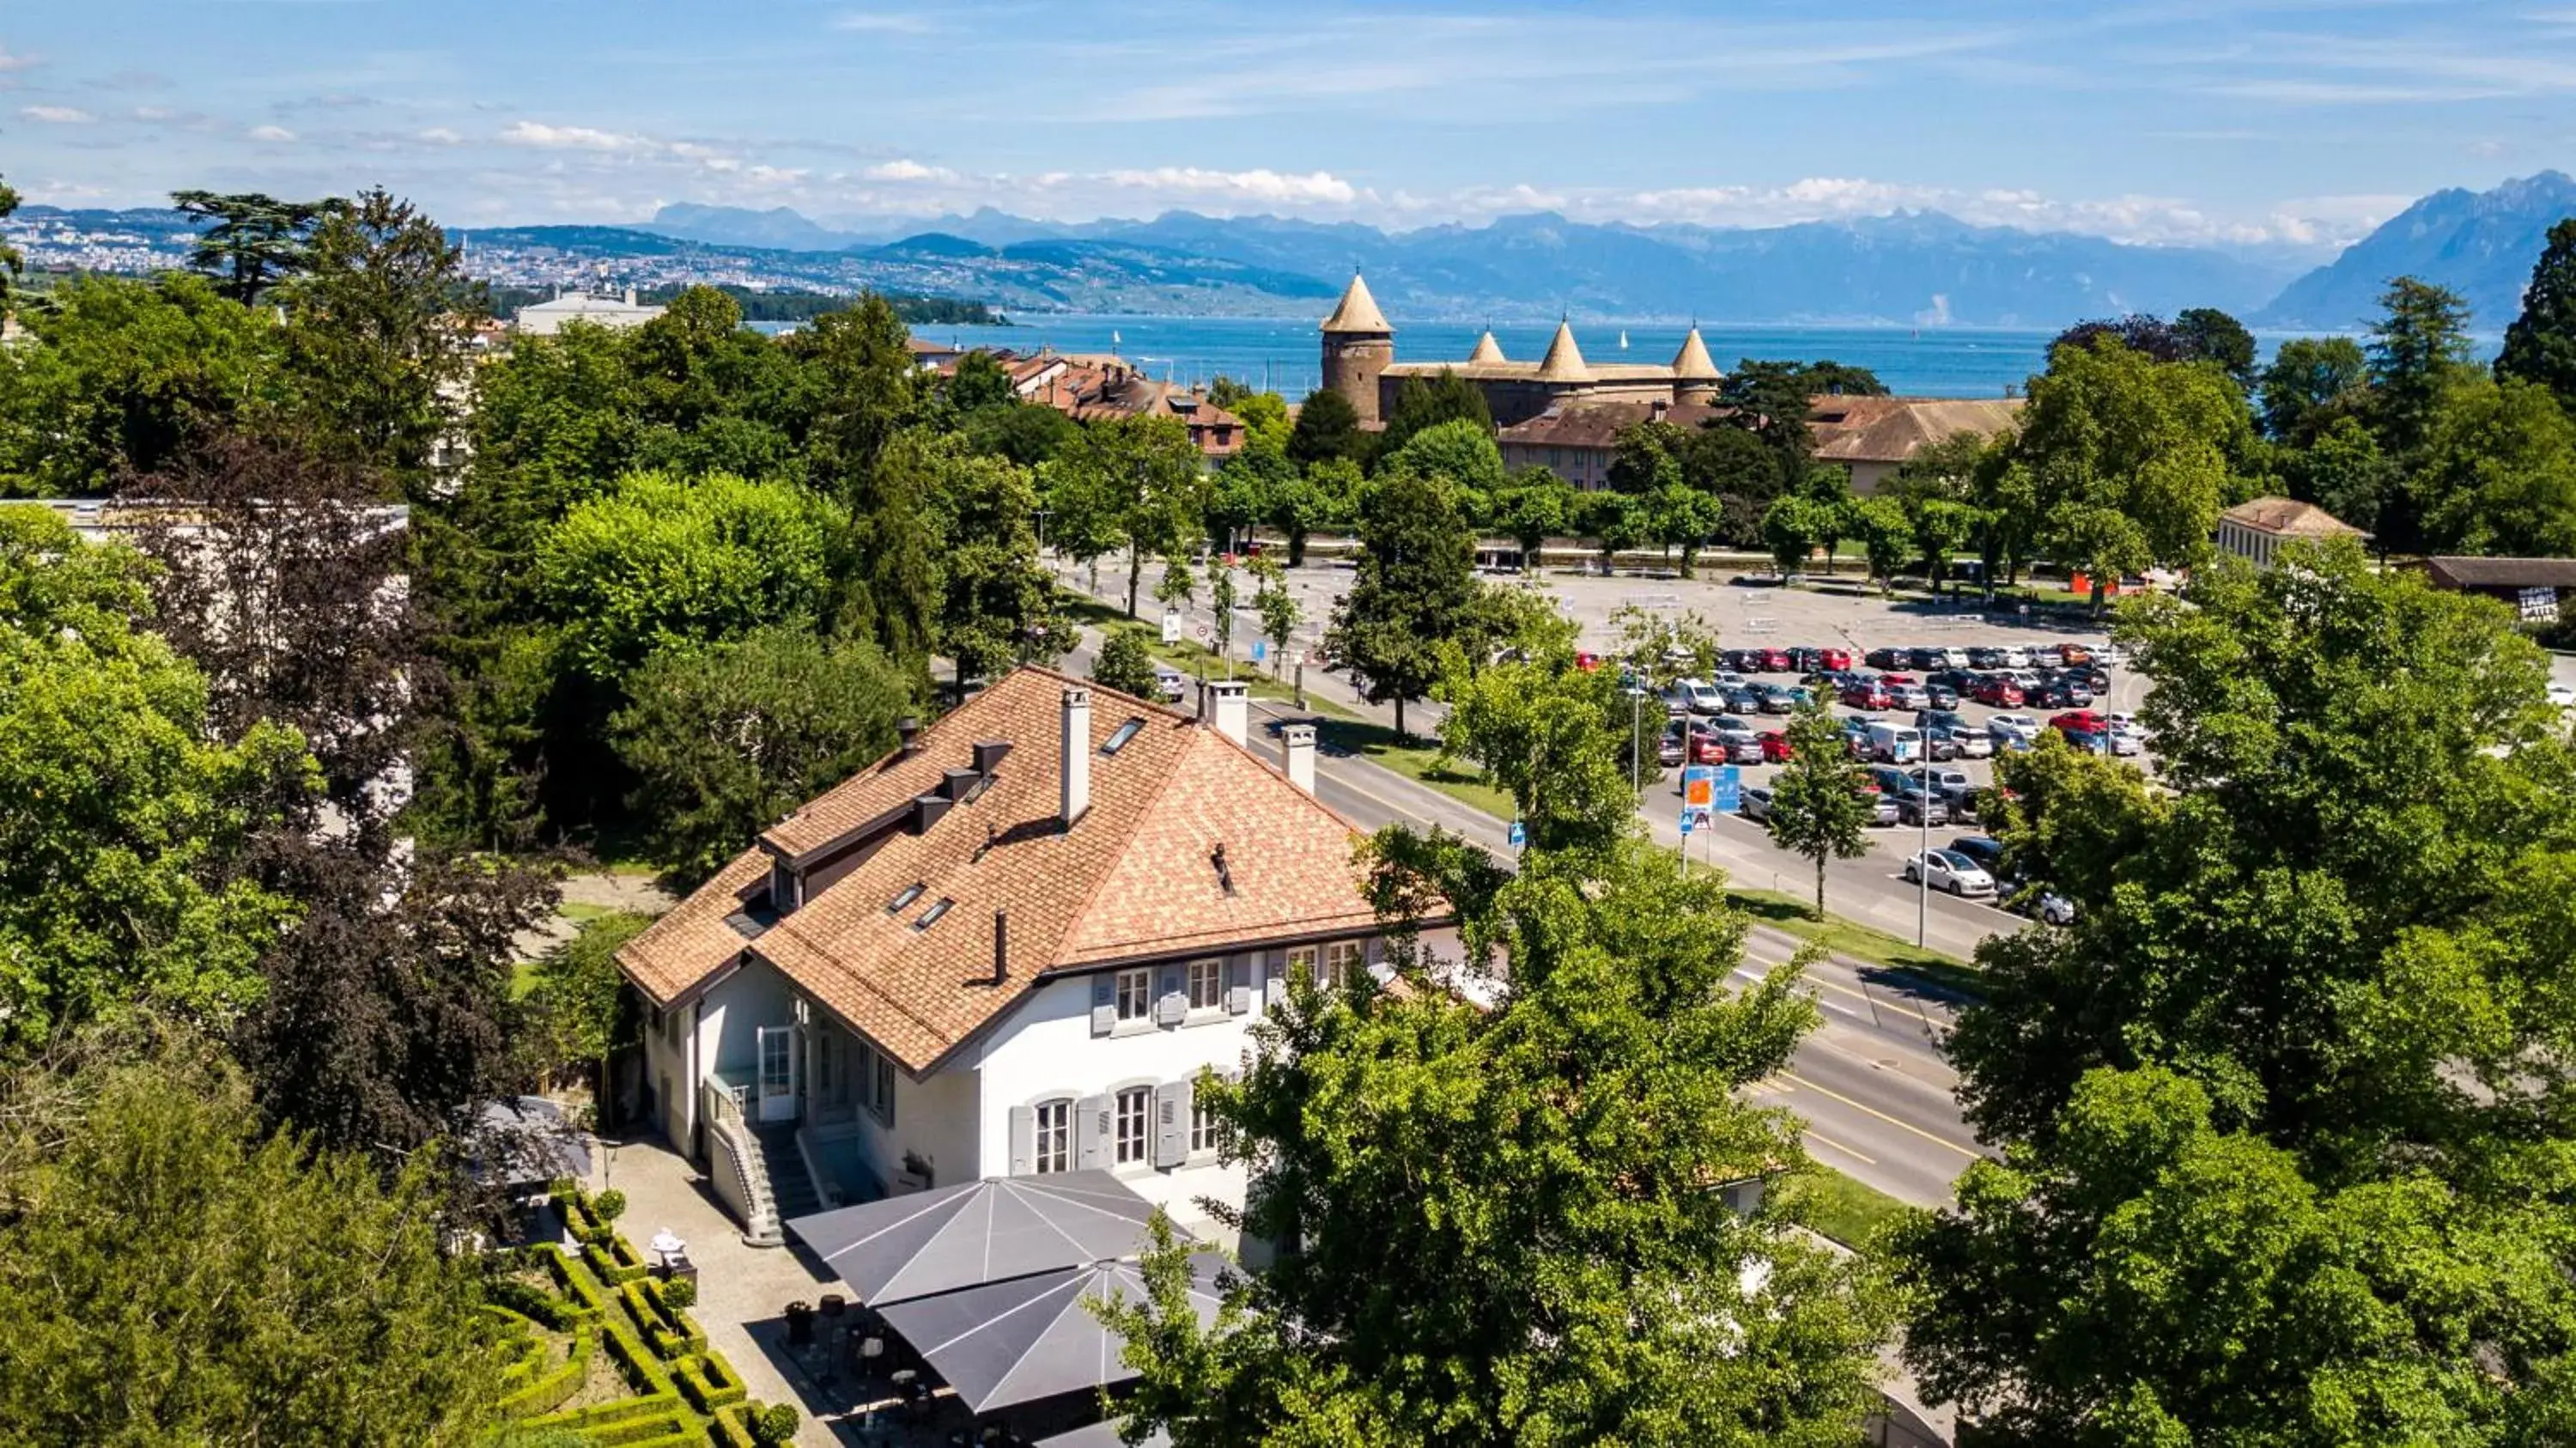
[1887,682,1933,710]
[2105,712,2149,751]
[1679,678,1729,714]
[1740,784,1776,822]
[2036,891,2077,926]
[1997,646,2032,669]
[2550,683,2576,710]
[1151,664,1188,702]
[1988,713,2042,744]
[1905,849,1998,897]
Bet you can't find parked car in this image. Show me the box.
[1708,714,1763,745]
[2042,672,2096,707]
[2049,709,2108,737]
[1682,725,1728,765]
[1787,645,1851,672]
[1907,646,1956,671]
[2057,642,2096,666]
[2022,677,2081,709]
[1674,678,1728,714]
[1840,715,1877,756]
[1755,646,1795,672]
[1151,663,1188,702]
[1965,646,2008,669]
[1988,713,2043,745]
[1859,787,1902,827]
[1839,678,1894,710]
[1724,648,1767,673]
[1947,834,2009,879]
[1923,767,1975,800]
[1657,721,1688,766]
[1719,683,1765,715]
[2027,643,2065,667]
[2551,682,2576,709]
[2105,712,2148,751]
[1969,675,2025,708]
[1886,680,1933,710]
[2012,887,2078,926]
[1866,722,1925,764]
[1750,682,1807,714]
[1917,708,1973,735]
[1870,766,1948,825]
[1929,724,1992,759]
[1865,646,1911,670]
[1922,728,1962,762]
[1759,730,1793,763]
[1741,784,1777,821]
[1904,848,1997,897]
[1996,645,2032,669]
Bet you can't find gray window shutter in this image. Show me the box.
[1077,1094,1109,1171]
[1153,1080,1190,1169]
[1008,1105,1035,1177]
[1091,975,1116,1036]
[1155,967,1187,1025]
[1264,949,1289,1008]
[1225,957,1252,1014]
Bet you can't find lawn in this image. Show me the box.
[1783,1165,1917,1250]
[1312,717,1518,821]
[1723,888,1985,997]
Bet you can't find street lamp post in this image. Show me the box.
[1917,739,1932,949]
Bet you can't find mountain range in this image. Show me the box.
[13,173,2575,331]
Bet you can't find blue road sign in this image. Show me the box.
[1679,809,1696,837]
[1713,765,1742,813]
[1507,818,1525,848]
[1252,638,1267,663]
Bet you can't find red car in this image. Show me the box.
[1759,730,1793,763]
[2049,710,2107,735]
[1574,651,1601,672]
[1756,646,1794,672]
[1838,678,1893,710]
[1819,647,1851,672]
[1970,676,2025,708]
[1686,727,1728,764]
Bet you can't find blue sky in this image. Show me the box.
[3,0,2571,250]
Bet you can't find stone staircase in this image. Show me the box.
[754,1123,822,1226]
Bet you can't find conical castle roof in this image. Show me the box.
[1467,330,1505,363]
[1534,319,1592,382]
[1671,325,1720,380]
[1320,273,1392,334]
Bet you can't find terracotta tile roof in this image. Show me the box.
[617,667,1382,1072]
[1320,273,1392,334]
[1808,396,2025,467]
[2220,496,2362,538]
[1498,402,1728,449]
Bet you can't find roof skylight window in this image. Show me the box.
[914,897,955,930]
[1102,718,1146,755]
[888,882,927,914]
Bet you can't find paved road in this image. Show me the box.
[1060,621,1986,1207]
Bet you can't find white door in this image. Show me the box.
[756,1025,799,1123]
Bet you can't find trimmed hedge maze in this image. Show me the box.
[483,1185,792,1447]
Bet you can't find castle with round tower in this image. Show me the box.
[1318,272,1722,429]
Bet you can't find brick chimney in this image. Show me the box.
[1208,681,1249,748]
[1283,723,1316,794]
[1060,686,1091,825]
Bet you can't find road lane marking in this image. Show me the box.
[1780,1072,1982,1159]
[1731,964,1947,1035]
[1802,1130,1877,1166]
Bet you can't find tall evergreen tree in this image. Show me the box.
[2499,217,2576,412]
[1285,386,1363,469]
[1324,469,1475,739]
[280,189,476,490]
[171,190,328,304]
[0,173,20,307]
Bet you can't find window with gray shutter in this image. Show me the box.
[1077,1093,1110,1171]
[1153,1079,1190,1168]
[1154,967,1187,1025]
[1091,974,1117,1036]
[1225,957,1252,1014]
[1265,947,1291,1008]
[1008,1105,1036,1177]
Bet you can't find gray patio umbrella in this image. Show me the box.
[874,1253,1226,1414]
[783,1171,1172,1305]
[1034,1420,1172,1448]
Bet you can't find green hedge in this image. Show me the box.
[619,1278,709,1360]
[671,1348,748,1415]
[585,1234,650,1286]
[552,1183,614,1246]
[705,1405,760,1448]
[579,1413,696,1446]
[532,1392,679,1433]
[500,1329,595,1419]
[545,1249,609,1319]
[493,1274,590,1333]
[599,1313,678,1400]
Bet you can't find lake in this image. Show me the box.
[897,315,2058,400]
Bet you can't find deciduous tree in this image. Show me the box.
[1090,625,1163,700]
[2415,375,2576,557]
[1376,368,1492,459]
[1765,701,1874,919]
[609,625,913,885]
[2500,217,2576,413]
[0,1020,507,1444]
[1488,466,1572,572]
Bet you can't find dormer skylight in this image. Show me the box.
[888,882,927,914]
[1102,718,1146,755]
[914,897,955,930]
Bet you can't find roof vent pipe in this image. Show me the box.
[940,767,980,801]
[992,910,1009,984]
[909,794,953,835]
[972,739,1012,775]
[896,716,924,757]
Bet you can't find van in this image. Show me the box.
[1865,722,1923,764]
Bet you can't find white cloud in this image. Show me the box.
[133,106,176,121]
[0,46,33,73]
[865,158,953,182]
[500,119,655,152]
[246,124,296,143]
[19,104,94,124]
[418,125,464,145]
[1093,166,1358,205]
[833,10,935,33]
